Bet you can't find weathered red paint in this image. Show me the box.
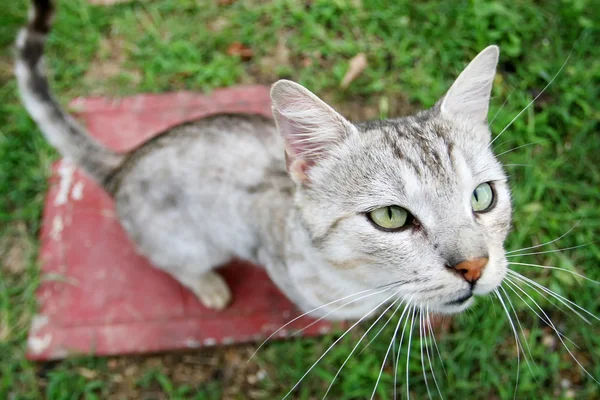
[27,86,339,360]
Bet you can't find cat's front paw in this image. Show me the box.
[191,271,232,310]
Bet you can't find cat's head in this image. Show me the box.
[270,46,511,314]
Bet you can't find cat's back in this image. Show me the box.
[108,114,289,263]
[110,114,283,193]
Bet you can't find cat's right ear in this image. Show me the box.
[440,45,499,124]
[271,80,354,185]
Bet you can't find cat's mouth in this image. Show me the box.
[445,291,473,306]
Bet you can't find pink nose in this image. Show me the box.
[450,257,488,283]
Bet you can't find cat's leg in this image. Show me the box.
[131,227,234,310]
[172,269,232,310]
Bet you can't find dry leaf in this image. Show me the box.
[259,36,290,77]
[340,52,367,89]
[227,42,254,61]
[78,368,97,379]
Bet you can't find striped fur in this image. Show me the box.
[15,0,124,186]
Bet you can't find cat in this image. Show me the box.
[16,0,510,321]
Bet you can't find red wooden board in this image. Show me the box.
[27,86,338,360]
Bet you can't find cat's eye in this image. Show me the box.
[472,182,494,212]
[368,206,412,230]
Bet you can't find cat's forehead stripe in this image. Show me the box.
[377,122,455,182]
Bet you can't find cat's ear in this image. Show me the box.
[440,45,499,124]
[271,80,354,184]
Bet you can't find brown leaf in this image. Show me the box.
[0,223,32,275]
[227,42,254,61]
[340,52,367,89]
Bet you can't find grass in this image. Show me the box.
[1,0,599,398]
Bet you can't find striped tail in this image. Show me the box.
[15,0,125,186]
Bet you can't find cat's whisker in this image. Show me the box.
[507,270,599,323]
[494,289,521,399]
[406,305,417,400]
[508,261,600,285]
[489,51,572,146]
[495,140,545,157]
[503,277,576,346]
[503,277,600,385]
[506,222,581,255]
[426,310,447,378]
[489,88,515,128]
[507,270,590,325]
[370,301,412,400]
[419,309,433,400]
[425,305,444,399]
[503,163,534,168]
[249,286,390,361]
[323,295,409,399]
[395,305,412,400]
[499,285,539,379]
[281,292,397,399]
[358,299,404,355]
[507,272,592,326]
[507,242,595,259]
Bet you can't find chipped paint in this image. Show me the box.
[30,315,49,332]
[222,336,234,345]
[71,181,85,200]
[185,338,201,348]
[28,332,52,355]
[50,215,63,241]
[319,326,331,334]
[54,160,75,205]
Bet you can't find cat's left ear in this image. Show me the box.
[270,80,355,185]
[440,45,499,124]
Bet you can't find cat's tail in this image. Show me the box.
[15,0,124,186]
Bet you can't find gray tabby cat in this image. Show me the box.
[16,0,510,320]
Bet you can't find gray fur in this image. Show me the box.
[16,0,511,317]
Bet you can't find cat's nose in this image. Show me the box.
[449,257,488,283]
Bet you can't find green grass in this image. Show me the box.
[1,0,599,398]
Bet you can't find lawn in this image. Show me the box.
[1,0,599,398]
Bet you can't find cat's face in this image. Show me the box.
[272,46,510,314]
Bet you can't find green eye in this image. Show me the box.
[472,182,494,212]
[369,206,410,230]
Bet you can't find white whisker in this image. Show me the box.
[490,51,572,146]
[424,304,444,400]
[371,301,412,400]
[495,289,521,400]
[508,270,599,323]
[419,309,433,400]
[506,222,580,255]
[489,88,515,128]
[495,140,545,157]
[508,261,600,285]
[507,271,590,325]
[507,242,594,258]
[503,277,600,385]
[425,305,444,399]
[281,292,396,399]
[504,163,534,168]
[500,285,538,379]
[504,277,576,346]
[395,305,412,400]
[323,295,408,399]
[407,306,417,400]
[426,311,447,378]
[249,286,388,361]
